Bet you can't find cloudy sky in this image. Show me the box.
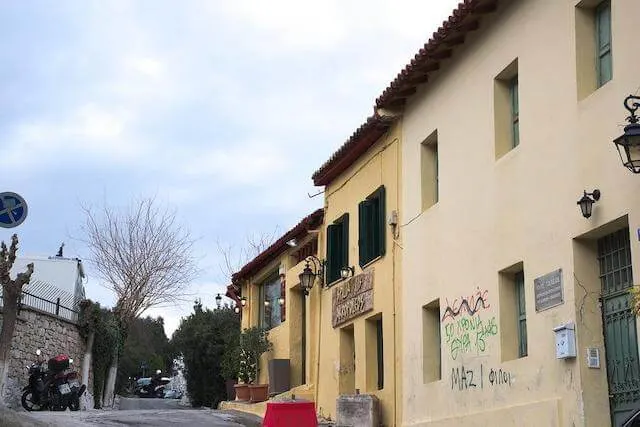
[1,0,460,337]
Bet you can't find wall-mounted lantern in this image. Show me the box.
[340,266,355,280]
[613,95,640,173]
[577,189,601,219]
[240,296,247,307]
[299,255,325,296]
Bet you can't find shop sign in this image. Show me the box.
[332,270,374,328]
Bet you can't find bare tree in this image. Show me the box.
[0,235,35,398]
[79,197,199,406]
[215,228,279,282]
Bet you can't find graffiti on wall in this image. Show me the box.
[450,364,512,391]
[444,315,498,360]
[441,288,497,359]
[441,288,491,322]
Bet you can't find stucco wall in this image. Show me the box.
[400,0,640,426]
[237,123,403,426]
[0,307,93,409]
[316,123,403,426]
[240,239,313,388]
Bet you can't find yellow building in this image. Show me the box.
[225,115,403,426]
[311,114,403,426]
[226,208,324,405]
[376,0,640,426]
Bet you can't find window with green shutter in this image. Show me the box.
[376,317,384,390]
[358,186,386,267]
[326,214,349,284]
[596,1,612,87]
[509,76,519,148]
[515,271,527,358]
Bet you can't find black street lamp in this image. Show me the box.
[613,95,640,173]
[299,255,325,296]
[215,293,222,309]
[577,189,601,219]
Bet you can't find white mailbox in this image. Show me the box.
[553,323,576,359]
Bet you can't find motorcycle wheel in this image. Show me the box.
[68,395,80,411]
[21,390,44,412]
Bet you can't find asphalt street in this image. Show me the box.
[1,398,262,427]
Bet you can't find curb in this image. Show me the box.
[219,409,263,427]
[0,407,49,427]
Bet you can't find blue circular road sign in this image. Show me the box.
[0,192,28,228]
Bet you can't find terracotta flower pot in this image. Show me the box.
[234,384,250,401]
[249,384,269,403]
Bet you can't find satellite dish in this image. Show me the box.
[0,192,28,229]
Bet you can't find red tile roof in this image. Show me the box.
[312,114,395,186]
[311,0,498,187]
[376,0,497,109]
[229,208,324,286]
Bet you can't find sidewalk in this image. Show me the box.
[218,409,263,427]
[0,406,49,427]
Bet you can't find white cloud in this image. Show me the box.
[215,0,461,53]
[0,103,142,170]
[127,57,164,79]
[223,0,347,50]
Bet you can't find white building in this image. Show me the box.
[11,253,86,321]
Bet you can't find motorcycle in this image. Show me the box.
[21,349,86,411]
[64,358,86,411]
[137,370,170,398]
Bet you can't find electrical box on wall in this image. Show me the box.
[553,323,577,359]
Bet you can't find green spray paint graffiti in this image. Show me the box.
[444,314,498,360]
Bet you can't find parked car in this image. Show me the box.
[163,388,183,399]
[134,378,151,396]
[134,374,171,398]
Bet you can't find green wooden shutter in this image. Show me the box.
[510,77,519,148]
[359,201,369,266]
[326,224,336,283]
[596,1,612,87]
[377,186,386,258]
[341,214,349,271]
[515,271,527,357]
[376,317,384,390]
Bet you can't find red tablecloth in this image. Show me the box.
[262,401,317,427]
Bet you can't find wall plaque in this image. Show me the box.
[534,268,564,312]
[332,270,374,328]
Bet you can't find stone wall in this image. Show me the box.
[0,306,94,409]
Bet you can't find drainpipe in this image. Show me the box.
[314,283,323,406]
[392,135,401,427]
[313,216,326,410]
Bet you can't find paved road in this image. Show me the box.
[118,397,188,411]
[2,398,261,427]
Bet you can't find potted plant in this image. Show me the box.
[220,337,241,401]
[239,326,272,403]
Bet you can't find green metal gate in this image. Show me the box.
[598,228,640,425]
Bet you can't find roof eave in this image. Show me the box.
[312,115,395,186]
[375,0,498,109]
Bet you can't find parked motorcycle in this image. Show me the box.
[21,349,85,411]
[136,370,170,398]
[64,358,86,411]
